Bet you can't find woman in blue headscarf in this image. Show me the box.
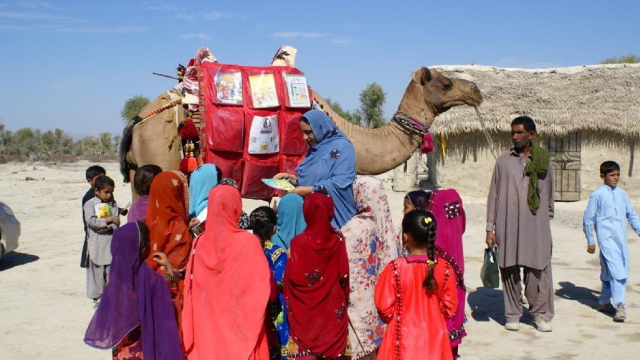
[275,109,357,228]
[187,164,220,234]
[272,194,307,251]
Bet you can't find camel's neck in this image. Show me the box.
[311,89,428,175]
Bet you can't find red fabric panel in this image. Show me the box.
[241,159,278,200]
[205,107,245,152]
[208,152,244,189]
[200,62,312,201]
[280,112,307,155]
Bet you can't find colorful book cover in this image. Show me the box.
[215,72,243,105]
[284,74,310,108]
[249,73,279,108]
[261,178,294,191]
[94,203,112,219]
[248,115,279,154]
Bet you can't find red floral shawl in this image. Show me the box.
[284,193,350,358]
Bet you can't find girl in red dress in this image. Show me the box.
[375,210,458,360]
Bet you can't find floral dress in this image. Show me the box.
[341,176,397,359]
[264,240,292,359]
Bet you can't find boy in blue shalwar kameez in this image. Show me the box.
[583,161,640,323]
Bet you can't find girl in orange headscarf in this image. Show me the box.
[145,171,193,338]
[182,185,271,360]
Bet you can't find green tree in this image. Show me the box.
[98,132,113,156]
[601,54,640,64]
[358,83,386,128]
[121,95,151,124]
[325,98,358,125]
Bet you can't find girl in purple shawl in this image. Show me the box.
[275,109,357,228]
[84,222,183,360]
[127,165,163,223]
[404,189,467,358]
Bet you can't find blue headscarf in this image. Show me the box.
[296,109,357,228]
[188,164,219,218]
[272,194,307,250]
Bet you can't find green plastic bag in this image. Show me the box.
[480,246,500,288]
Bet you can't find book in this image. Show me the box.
[248,115,279,154]
[284,74,310,107]
[94,203,112,219]
[261,178,294,191]
[215,72,243,105]
[249,73,279,108]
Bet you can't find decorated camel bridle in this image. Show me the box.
[390,111,434,155]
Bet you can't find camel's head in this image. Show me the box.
[411,67,483,115]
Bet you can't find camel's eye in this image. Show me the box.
[443,80,453,90]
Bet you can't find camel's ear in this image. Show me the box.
[415,67,431,85]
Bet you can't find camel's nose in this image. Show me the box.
[470,84,478,92]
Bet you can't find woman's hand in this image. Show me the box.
[153,252,174,274]
[274,172,298,186]
[188,218,200,228]
[289,186,313,197]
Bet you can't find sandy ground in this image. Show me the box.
[0,160,638,360]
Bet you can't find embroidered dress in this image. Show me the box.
[427,189,467,348]
[375,256,457,360]
[341,176,397,359]
[284,193,350,359]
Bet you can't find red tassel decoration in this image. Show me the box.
[421,133,434,154]
[179,157,190,174]
[187,153,198,172]
[179,119,199,141]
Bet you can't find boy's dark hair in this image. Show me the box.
[134,165,162,196]
[600,161,620,176]
[511,115,537,133]
[402,210,438,293]
[249,206,277,243]
[137,221,150,260]
[94,175,115,191]
[86,165,106,181]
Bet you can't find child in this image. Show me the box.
[127,164,163,223]
[81,165,106,268]
[84,175,120,301]
[375,210,457,360]
[84,221,183,360]
[251,206,291,359]
[583,160,640,322]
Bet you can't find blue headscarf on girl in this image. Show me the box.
[272,193,307,250]
[188,164,219,218]
[296,109,357,228]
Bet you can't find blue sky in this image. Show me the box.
[0,0,638,137]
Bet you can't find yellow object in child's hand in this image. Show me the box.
[94,203,112,218]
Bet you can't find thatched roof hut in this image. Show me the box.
[431,64,640,139]
[420,64,640,201]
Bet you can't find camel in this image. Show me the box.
[119,89,185,186]
[119,67,483,196]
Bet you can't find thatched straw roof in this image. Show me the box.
[430,64,640,138]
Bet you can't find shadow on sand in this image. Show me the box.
[555,281,600,310]
[0,251,40,271]
[467,287,506,325]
